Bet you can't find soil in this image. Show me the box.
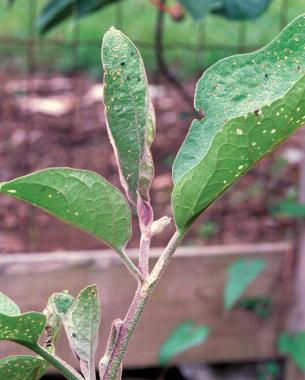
[0,70,304,253]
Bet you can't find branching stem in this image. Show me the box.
[101,230,185,380]
[27,343,84,380]
[116,248,143,282]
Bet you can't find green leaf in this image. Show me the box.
[224,258,266,310]
[271,199,305,219]
[102,28,156,204]
[0,292,20,316]
[178,0,272,21]
[37,0,119,34]
[158,321,210,365]
[178,0,220,20]
[278,331,305,372]
[0,292,46,346]
[172,14,305,231]
[62,285,101,380]
[53,292,75,315]
[0,312,46,345]
[0,168,131,250]
[0,355,47,380]
[213,0,273,20]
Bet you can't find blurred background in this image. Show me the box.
[1,1,305,379]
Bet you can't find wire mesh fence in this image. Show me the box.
[0,0,303,253]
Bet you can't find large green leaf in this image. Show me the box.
[278,331,305,372]
[0,168,131,250]
[224,258,266,310]
[0,312,46,345]
[37,0,119,34]
[102,28,156,204]
[158,321,210,365]
[0,293,46,346]
[62,285,101,380]
[172,14,305,231]
[0,355,47,380]
[178,0,272,20]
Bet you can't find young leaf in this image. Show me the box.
[0,168,131,250]
[224,258,266,310]
[0,292,20,316]
[0,355,47,380]
[62,285,101,380]
[172,14,305,231]
[53,292,75,315]
[278,331,305,372]
[178,0,220,20]
[158,321,210,365]
[102,28,156,204]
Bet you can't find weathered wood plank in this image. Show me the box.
[0,243,290,370]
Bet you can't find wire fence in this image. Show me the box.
[0,0,302,253]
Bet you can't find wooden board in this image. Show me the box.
[0,243,290,370]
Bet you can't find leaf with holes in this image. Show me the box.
[62,285,101,380]
[278,331,305,372]
[158,321,210,365]
[224,258,266,310]
[102,28,156,204]
[43,291,75,352]
[0,168,131,250]
[37,0,119,34]
[0,355,47,380]
[172,14,305,231]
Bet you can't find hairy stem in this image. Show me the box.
[139,233,151,278]
[27,343,84,380]
[116,248,143,282]
[101,230,185,380]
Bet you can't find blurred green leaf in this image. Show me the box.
[214,0,273,20]
[178,0,273,20]
[0,168,132,251]
[224,258,266,310]
[37,0,119,34]
[237,296,272,318]
[158,321,210,365]
[0,356,47,380]
[271,199,305,219]
[278,331,305,372]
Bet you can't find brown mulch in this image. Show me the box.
[0,71,303,253]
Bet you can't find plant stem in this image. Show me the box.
[28,343,84,380]
[101,230,185,380]
[116,248,143,282]
[139,233,151,278]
